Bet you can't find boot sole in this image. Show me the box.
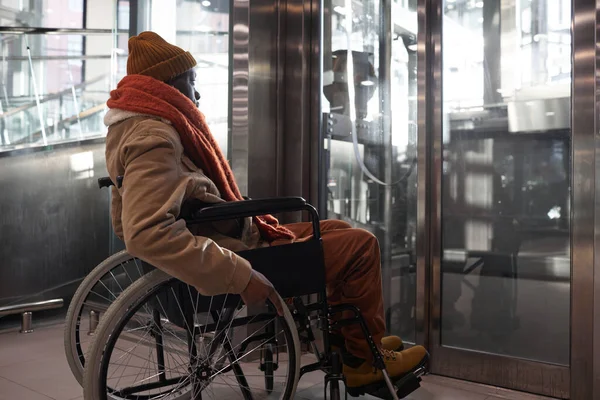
[346,352,429,399]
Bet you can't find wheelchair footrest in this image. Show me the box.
[346,365,427,400]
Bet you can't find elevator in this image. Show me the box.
[229,0,600,398]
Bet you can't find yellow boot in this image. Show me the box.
[343,346,428,390]
[381,336,403,351]
[331,335,404,353]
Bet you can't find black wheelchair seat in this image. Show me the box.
[151,195,327,330]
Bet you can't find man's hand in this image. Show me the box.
[240,270,284,316]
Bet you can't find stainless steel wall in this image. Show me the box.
[571,0,596,399]
[231,0,321,222]
[0,141,112,305]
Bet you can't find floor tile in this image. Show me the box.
[0,324,65,368]
[0,355,83,400]
[0,320,560,400]
[0,326,83,400]
[296,382,380,399]
[412,381,489,400]
[295,376,496,400]
[485,394,557,400]
[423,376,557,400]
[0,376,53,400]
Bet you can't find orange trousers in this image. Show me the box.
[279,220,385,360]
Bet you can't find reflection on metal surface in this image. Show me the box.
[280,0,317,207]
[0,298,64,333]
[88,310,99,336]
[310,0,323,209]
[20,312,33,334]
[229,0,250,194]
[0,142,111,305]
[428,0,574,396]
[69,151,95,180]
[507,97,570,133]
[245,0,280,199]
[415,0,431,349]
[0,298,64,317]
[323,0,419,343]
[571,0,597,399]
[595,1,600,397]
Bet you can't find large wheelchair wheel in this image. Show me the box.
[83,269,301,400]
[65,251,147,385]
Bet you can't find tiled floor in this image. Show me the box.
[0,318,557,400]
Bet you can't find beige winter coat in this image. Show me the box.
[104,109,259,296]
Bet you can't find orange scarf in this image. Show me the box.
[108,75,295,242]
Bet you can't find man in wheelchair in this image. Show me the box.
[103,31,427,394]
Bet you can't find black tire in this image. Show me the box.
[83,269,301,400]
[64,251,146,385]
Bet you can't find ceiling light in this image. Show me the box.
[333,6,346,15]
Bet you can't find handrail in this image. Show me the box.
[0,298,63,317]
[0,298,64,333]
[0,74,107,119]
[10,103,107,146]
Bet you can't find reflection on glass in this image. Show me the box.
[441,0,571,365]
[0,0,129,151]
[0,1,234,308]
[0,0,230,156]
[0,0,85,29]
[176,0,230,154]
[322,0,418,341]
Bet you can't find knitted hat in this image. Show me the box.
[127,31,197,82]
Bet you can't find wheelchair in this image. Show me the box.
[77,177,428,400]
[64,249,148,385]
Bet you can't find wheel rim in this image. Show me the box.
[69,254,148,376]
[97,278,298,400]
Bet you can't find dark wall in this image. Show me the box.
[0,140,113,306]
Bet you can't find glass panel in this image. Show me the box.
[441,0,571,365]
[176,0,230,156]
[0,32,127,150]
[0,0,101,29]
[0,1,126,305]
[321,0,418,342]
[0,0,85,29]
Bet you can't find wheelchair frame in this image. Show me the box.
[78,176,427,400]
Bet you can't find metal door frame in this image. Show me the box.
[415,0,598,398]
[234,0,599,396]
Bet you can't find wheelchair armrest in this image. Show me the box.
[189,197,307,220]
[185,197,321,240]
[98,177,114,189]
[97,176,123,189]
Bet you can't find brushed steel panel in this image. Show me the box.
[246,0,280,199]
[229,0,250,194]
[434,347,569,399]
[570,0,597,399]
[415,0,432,348]
[0,141,110,305]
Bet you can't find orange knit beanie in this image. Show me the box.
[127,31,197,82]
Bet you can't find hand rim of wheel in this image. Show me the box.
[82,268,301,400]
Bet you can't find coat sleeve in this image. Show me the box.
[110,186,124,240]
[119,125,252,296]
